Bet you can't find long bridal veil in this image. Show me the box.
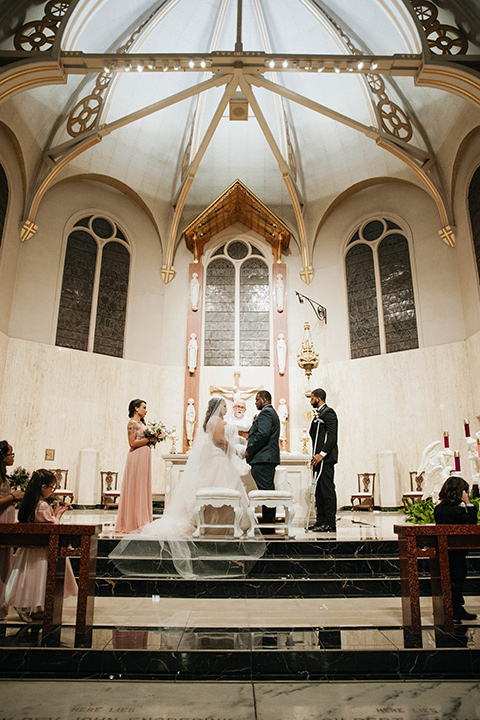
[109,397,266,578]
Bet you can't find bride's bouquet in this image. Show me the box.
[144,420,170,448]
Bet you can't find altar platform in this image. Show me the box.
[1,509,479,682]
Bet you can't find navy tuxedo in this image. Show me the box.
[247,404,280,523]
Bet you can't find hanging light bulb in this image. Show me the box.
[188,59,195,68]
[136,60,144,72]
[317,61,324,72]
[200,59,207,69]
[124,60,132,72]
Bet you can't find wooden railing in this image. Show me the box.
[0,523,101,639]
[394,523,480,632]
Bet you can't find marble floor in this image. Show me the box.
[3,679,480,719]
[61,507,408,541]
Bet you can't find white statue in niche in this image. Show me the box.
[187,333,198,373]
[276,333,287,375]
[190,273,200,311]
[278,398,288,443]
[275,273,285,312]
[185,398,196,443]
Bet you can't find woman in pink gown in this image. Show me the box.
[115,399,158,534]
[0,441,24,620]
[6,468,77,623]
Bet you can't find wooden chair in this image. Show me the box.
[51,469,74,504]
[101,471,120,508]
[350,473,375,511]
[402,471,425,509]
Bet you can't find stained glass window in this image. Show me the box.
[468,165,480,284]
[346,219,418,359]
[0,165,8,252]
[240,258,269,365]
[379,234,418,353]
[56,216,130,357]
[204,241,270,366]
[56,231,97,351]
[346,244,381,359]
[204,258,235,365]
[93,242,130,357]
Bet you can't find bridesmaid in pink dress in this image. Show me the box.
[0,441,24,620]
[115,399,158,534]
[6,468,77,623]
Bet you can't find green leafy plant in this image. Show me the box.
[401,497,435,524]
[471,496,480,522]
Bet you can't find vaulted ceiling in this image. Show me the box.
[1,0,480,282]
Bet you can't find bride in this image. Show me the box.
[109,397,264,578]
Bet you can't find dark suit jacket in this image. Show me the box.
[434,503,477,525]
[309,404,338,465]
[246,404,280,466]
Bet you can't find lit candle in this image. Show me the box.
[464,419,471,437]
[454,452,461,472]
[477,440,480,459]
[443,432,449,449]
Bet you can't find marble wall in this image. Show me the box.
[0,330,478,508]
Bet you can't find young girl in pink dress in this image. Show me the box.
[0,441,24,620]
[6,468,77,623]
[115,399,158,534]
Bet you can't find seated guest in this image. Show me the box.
[434,475,478,623]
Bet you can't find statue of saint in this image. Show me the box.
[185,398,196,442]
[190,273,200,311]
[278,398,288,442]
[275,273,285,312]
[277,333,287,375]
[187,333,198,374]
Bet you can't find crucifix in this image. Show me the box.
[209,370,263,403]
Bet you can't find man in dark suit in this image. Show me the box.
[245,390,280,524]
[308,388,338,532]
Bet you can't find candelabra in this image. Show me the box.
[297,322,319,389]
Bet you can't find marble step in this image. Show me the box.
[2,625,479,681]
[91,574,480,598]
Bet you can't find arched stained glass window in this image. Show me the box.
[346,244,381,359]
[56,216,130,357]
[204,241,270,366]
[0,165,8,252]
[93,242,130,357]
[204,258,235,366]
[240,257,269,366]
[378,234,418,353]
[468,165,480,283]
[346,218,418,359]
[56,231,97,351]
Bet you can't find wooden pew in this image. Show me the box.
[0,523,101,639]
[394,523,480,633]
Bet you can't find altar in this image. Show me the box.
[161,452,312,526]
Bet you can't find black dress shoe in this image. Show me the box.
[322,525,336,533]
[307,524,324,532]
[453,607,478,621]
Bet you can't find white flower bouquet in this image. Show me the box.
[144,421,170,448]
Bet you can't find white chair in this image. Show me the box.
[192,487,244,538]
[247,467,295,538]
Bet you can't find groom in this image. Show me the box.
[244,390,280,524]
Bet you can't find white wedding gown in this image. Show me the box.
[109,411,264,578]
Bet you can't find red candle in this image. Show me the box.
[443,432,449,449]
[464,420,471,438]
[454,452,461,472]
[477,440,480,459]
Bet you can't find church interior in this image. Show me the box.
[1,0,480,717]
